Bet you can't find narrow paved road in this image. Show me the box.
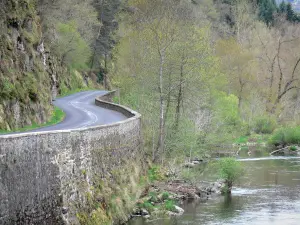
[21,90,127,133]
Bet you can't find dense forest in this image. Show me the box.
[1,0,300,159]
[112,0,300,162]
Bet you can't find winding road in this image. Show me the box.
[24,90,127,133]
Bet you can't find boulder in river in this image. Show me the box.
[204,180,226,194]
[166,205,184,216]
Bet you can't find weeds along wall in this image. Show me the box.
[0,92,142,225]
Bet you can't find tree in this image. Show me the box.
[258,0,277,26]
[253,22,300,116]
[217,157,243,194]
[279,1,287,14]
[91,0,122,88]
[216,38,255,112]
[37,0,100,68]
[113,0,226,162]
[53,22,92,68]
[286,3,296,22]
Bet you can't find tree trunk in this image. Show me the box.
[174,62,184,130]
[164,68,173,128]
[154,51,165,163]
[103,53,108,89]
[237,76,245,113]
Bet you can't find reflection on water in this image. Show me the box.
[128,154,300,225]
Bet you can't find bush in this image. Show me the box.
[161,192,170,201]
[254,117,277,134]
[148,166,163,182]
[217,157,243,194]
[269,127,300,146]
[164,200,176,211]
[138,201,154,212]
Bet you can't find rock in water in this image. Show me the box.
[174,205,184,215]
[140,208,149,216]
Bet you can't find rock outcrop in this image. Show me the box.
[0,0,95,131]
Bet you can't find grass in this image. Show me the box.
[0,106,65,134]
[235,136,248,144]
[234,133,271,144]
[112,95,120,104]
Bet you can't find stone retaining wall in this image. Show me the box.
[0,92,142,225]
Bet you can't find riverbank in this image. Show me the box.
[129,154,300,225]
[127,162,228,223]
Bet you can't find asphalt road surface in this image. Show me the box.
[17,90,127,133]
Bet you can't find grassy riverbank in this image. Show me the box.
[234,134,271,145]
[234,126,300,147]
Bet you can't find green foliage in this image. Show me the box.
[148,191,158,203]
[141,201,155,211]
[279,1,287,13]
[253,116,277,134]
[0,78,15,98]
[269,127,300,146]
[290,146,297,151]
[258,0,277,26]
[165,118,200,159]
[257,0,300,25]
[90,0,121,70]
[214,94,241,127]
[161,192,170,201]
[0,106,65,134]
[217,157,243,192]
[112,96,120,104]
[164,199,176,212]
[53,22,91,68]
[286,3,300,22]
[204,93,245,144]
[148,166,163,182]
[77,207,111,225]
[235,136,248,144]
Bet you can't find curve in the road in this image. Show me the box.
[13,90,128,134]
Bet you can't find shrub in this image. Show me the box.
[161,192,170,201]
[217,157,243,194]
[164,200,176,211]
[254,117,277,134]
[235,136,248,144]
[290,146,297,151]
[269,127,300,146]
[148,192,158,203]
[138,201,154,211]
[148,166,163,182]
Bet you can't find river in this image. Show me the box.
[128,153,300,225]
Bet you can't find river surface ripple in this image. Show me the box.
[129,155,300,225]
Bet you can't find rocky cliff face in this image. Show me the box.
[0,0,91,130]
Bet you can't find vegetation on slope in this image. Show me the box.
[109,0,300,163]
[2,0,300,223]
[0,106,65,134]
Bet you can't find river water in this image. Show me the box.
[129,154,300,225]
